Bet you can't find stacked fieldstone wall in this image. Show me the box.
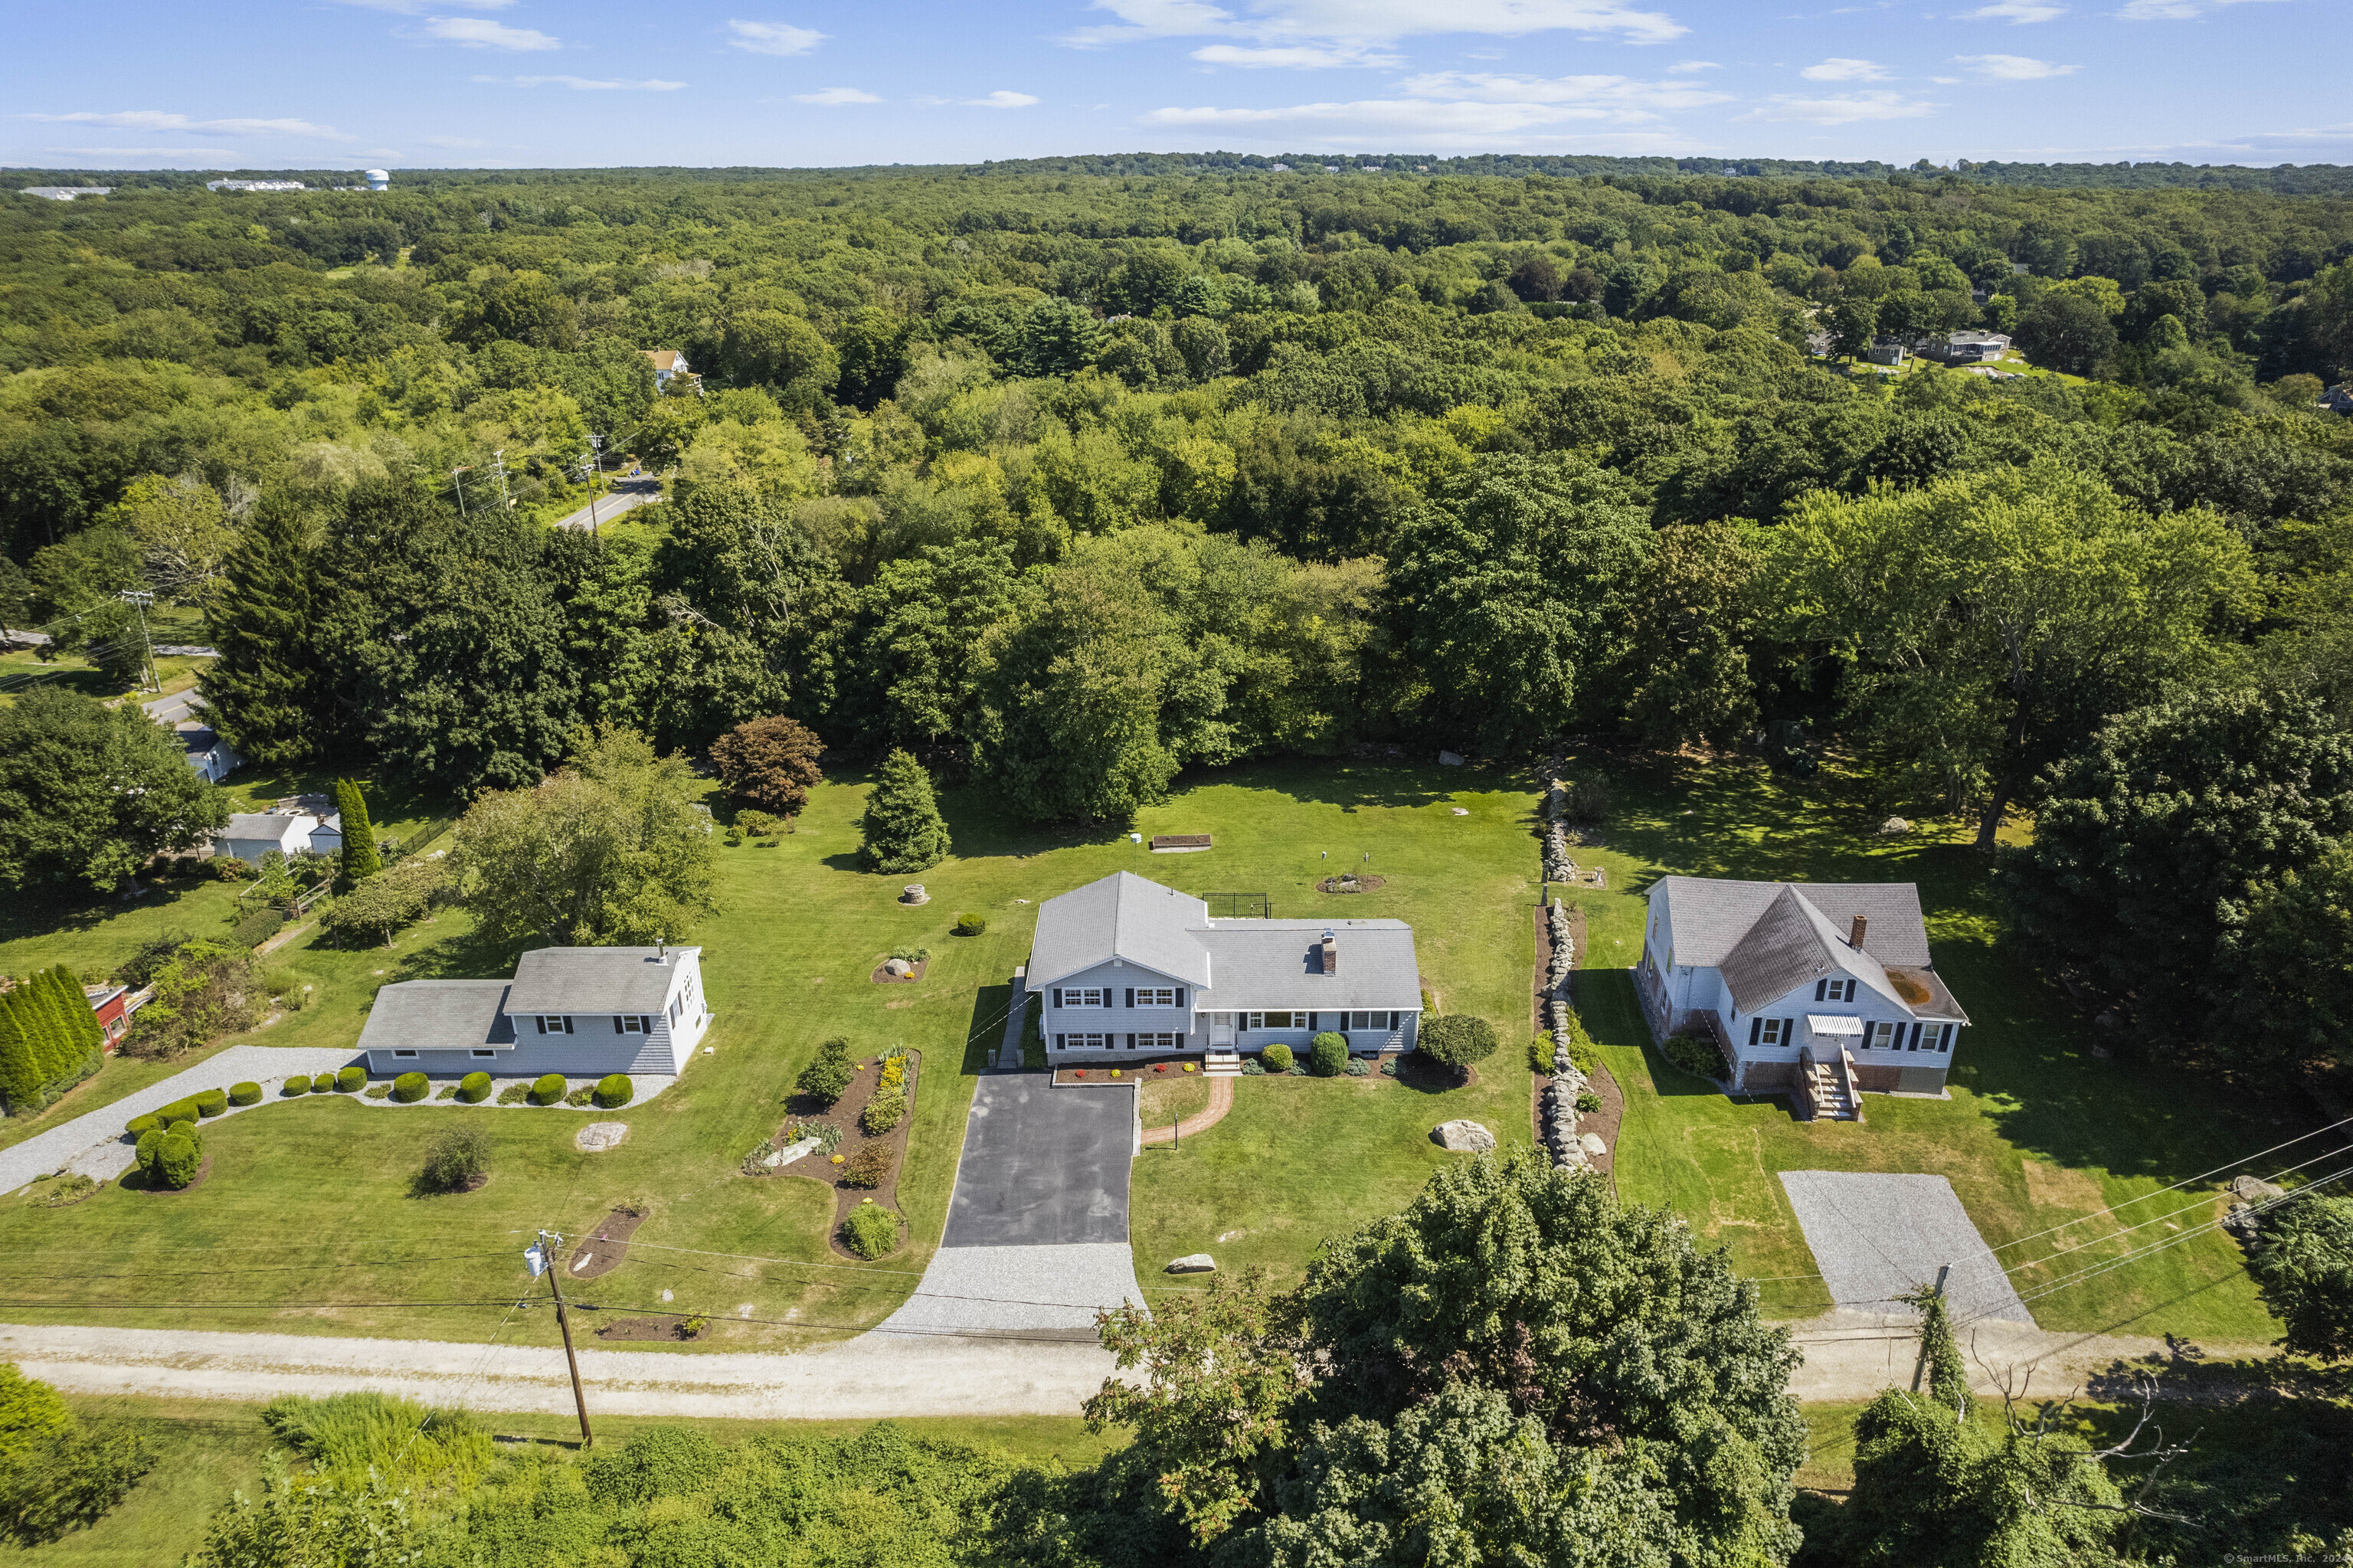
[1537,754,1589,1171]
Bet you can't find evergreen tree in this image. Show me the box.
[859,750,951,874]
[201,496,319,766]
[25,977,80,1088]
[43,966,100,1069]
[335,778,381,884]
[0,993,43,1113]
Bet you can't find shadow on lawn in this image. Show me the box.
[0,866,224,945]
[960,983,1012,1076]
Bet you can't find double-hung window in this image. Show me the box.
[1059,987,1108,1008]
[1914,1023,1952,1052]
[1752,1016,1786,1046]
[1346,1010,1396,1030]
[1135,987,1177,1007]
[1134,1032,1183,1051]
[535,1015,574,1035]
[617,1015,646,1034]
[1814,977,1857,1003]
[1867,1020,1898,1049]
[1056,1033,1111,1051]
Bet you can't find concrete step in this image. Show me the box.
[1203,1056,1242,1077]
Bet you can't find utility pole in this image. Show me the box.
[581,434,606,532]
[535,1230,594,1448]
[489,450,512,509]
[117,590,159,692]
[451,466,470,518]
[1908,1262,1952,1394]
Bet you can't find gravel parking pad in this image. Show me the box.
[1779,1170,2034,1325]
[875,1243,1146,1340]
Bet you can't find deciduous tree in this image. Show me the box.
[0,687,228,893]
[709,715,825,817]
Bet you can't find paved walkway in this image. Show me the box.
[993,969,1028,1071]
[1139,1074,1232,1144]
[0,1321,1116,1418]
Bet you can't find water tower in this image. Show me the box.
[363,169,390,191]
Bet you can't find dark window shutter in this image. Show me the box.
[1175,987,1186,1009]
[535,1016,547,1035]
[614,1016,623,1033]
[1814,979,1826,1001]
[1055,1034,1064,1051]
[1052,988,1062,1007]
[1748,1017,1761,1046]
[1127,1033,1136,1050]
[1124,988,1135,1009]
[1306,1012,1317,1031]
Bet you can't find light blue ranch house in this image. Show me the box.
[1029,872,1421,1071]
[358,945,712,1079]
[1637,876,1970,1120]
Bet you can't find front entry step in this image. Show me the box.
[1203,1052,1242,1078]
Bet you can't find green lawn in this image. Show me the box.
[0,748,2297,1350]
[1,1392,1118,1568]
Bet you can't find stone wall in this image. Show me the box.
[1536,753,1592,1173]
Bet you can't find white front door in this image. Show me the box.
[1209,1012,1233,1046]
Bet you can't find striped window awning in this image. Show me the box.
[1805,1013,1865,1036]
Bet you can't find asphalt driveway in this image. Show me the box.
[941,1075,1133,1247]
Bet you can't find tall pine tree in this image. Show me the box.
[203,495,319,766]
[47,966,103,1067]
[335,778,382,884]
[0,991,41,1113]
[859,749,952,874]
[18,977,76,1089]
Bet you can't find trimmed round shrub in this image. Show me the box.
[155,1133,201,1190]
[840,1203,899,1259]
[1308,1032,1349,1077]
[134,1127,165,1167]
[335,1066,365,1092]
[457,1071,493,1104]
[229,1082,263,1107]
[156,1098,200,1124]
[192,1088,228,1118]
[281,1075,312,1096]
[165,1118,198,1141]
[126,1113,161,1137]
[1416,1015,1500,1072]
[593,1073,632,1109]
[1343,1057,1371,1077]
[529,1073,567,1106]
[308,1074,335,1094]
[391,1071,430,1103]
[1259,1042,1295,1073]
[954,912,987,936]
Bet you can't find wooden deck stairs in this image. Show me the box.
[1798,1046,1863,1121]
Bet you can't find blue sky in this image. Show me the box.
[8,0,2349,171]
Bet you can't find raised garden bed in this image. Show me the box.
[1150,833,1212,851]
[592,1314,706,1342]
[869,958,929,984]
[758,1050,922,1259]
[1055,1056,1196,1085]
[1317,873,1388,895]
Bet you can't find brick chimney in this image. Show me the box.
[1320,929,1337,974]
[1849,914,1867,949]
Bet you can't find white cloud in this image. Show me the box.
[968,90,1041,107]
[1739,89,1937,123]
[1401,70,1732,111]
[46,146,236,157]
[25,110,354,140]
[727,19,825,54]
[1965,1,2065,19]
[794,87,881,103]
[1068,0,1689,49]
[329,0,509,10]
[1799,57,1890,80]
[510,75,687,89]
[1192,42,1402,66]
[421,16,559,49]
[416,134,490,148]
[1955,51,2077,77]
[2116,0,2287,15]
[1667,58,1720,71]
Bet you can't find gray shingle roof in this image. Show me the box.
[1660,876,1930,969]
[1196,920,1421,1011]
[357,980,517,1054]
[1029,872,1212,988]
[221,812,313,842]
[505,947,695,1016]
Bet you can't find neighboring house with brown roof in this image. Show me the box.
[643,349,692,388]
[1636,876,1969,1118]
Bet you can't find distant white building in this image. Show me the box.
[363,169,390,191]
[207,179,306,193]
[643,349,691,388]
[1269,162,1291,172]
[214,810,342,866]
[178,725,241,784]
[18,186,112,201]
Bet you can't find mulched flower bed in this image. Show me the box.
[756,1051,922,1259]
[869,959,930,984]
[593,1315,705,1342]
[1055,1056,1196,1085]
[1317,873,1388,894]
[565,1206,646,1282]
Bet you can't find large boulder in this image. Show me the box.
[1432,1119,1496,1152]
[884,957,913,977]
[1167,1254,1216,1274]
[1579,1131,1608,1158]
